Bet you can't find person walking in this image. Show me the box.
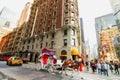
[34,54,38,64]
[114,61,119,75]
[104,62,109,76]
[85,61,89,71]
[97,61,101,75]
[101,61,105,75]
[109,61,113,73]
[91,60,95,73]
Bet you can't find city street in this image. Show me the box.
[0,61,120,80]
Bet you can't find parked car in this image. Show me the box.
[7,56,23,66]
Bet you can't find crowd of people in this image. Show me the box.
[84,60,120,76]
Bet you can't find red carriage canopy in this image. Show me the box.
[42,48,55,55]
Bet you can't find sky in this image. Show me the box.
[78,0,113,46]
[0,0,113,50]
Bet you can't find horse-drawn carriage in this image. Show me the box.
[36,48,57,72]
[36,48,83,75]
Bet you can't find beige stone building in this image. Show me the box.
[100,26,119,61]
[20,0,81,60]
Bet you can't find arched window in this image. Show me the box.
[71,29,75,35]
[61,50,67,55]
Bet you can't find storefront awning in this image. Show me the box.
[60,55,67,57]
[71,48,78,55]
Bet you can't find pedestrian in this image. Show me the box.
[85,61,89,71]
[101,62,105,75]
[97,61,101,75]
[114,61,119,75]
[79,61,83,71]
[34,54,38,64]
[103,62,109,76]
[91,60,95,73]
[109,61,113,73]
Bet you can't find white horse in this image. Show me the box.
[36,55,54,72]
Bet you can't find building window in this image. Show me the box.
[28,40,31,44]
[65,11,68,16]
[32,45,34,49]
[51,41,54,49]
[71,19,75,24]
[27,45,29,49]
[22,46,24,50]
[41,36,44,41]
[52,33,55,38]
[54,11,56,16]
[71,4,74,9]
[71,38,75,46]
[65,19,68,25]
[46,34,48,38]
[71,29,75,35]
[46,42,48,47]
[23,41,26,44]
[64,39,67,46]
[36,44,38,48]
[64,29,67,36]
[61,50,67,55]
[71,12,74,17]
[40,43,42,48]
[47,27,50,31]
[65,4,68,9]
[33,38,35,43]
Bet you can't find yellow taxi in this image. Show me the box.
[7,56,23,66]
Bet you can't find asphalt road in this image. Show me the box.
[0,61,73,80]
[0,61,120,80]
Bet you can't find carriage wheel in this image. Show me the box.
[36,61,42,71]
[47,65,54,73]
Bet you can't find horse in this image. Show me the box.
[61,59,80,76]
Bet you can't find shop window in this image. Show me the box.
[61,50,67,55]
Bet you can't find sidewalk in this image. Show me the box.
[22,62,120,80]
